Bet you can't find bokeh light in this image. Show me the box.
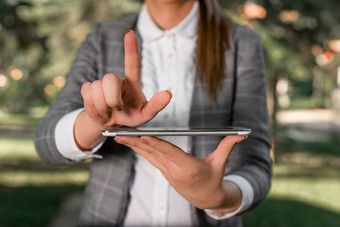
[53,76,66,88]
[44,84,55,95]
[329,40,340,53]
[9,68,23,80]
[279,10,300,23]
[311,45,323,56]
[316,51,335,66]
[242,2,267,20]
[0,74,8,87]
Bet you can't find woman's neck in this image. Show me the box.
[145,0,195,30]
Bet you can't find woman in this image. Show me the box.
[35,0,272,226]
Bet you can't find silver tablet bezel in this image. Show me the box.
[102,126,251,137]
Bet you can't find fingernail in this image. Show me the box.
[126,29,134,34]
[165,89,173,98]
[236,135,247,144]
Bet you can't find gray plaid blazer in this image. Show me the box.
[35,14,271,227]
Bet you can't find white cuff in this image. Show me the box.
[55,108,104,161]
[205,175,254,220]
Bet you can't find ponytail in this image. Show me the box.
[197,0,231,99]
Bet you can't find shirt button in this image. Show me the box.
[163,114,169,119]
[159,206,165,212]
[168,53,173,58]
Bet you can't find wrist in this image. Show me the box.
[208,181,242,212]
[74,111,106,151]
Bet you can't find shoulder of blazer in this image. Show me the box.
[229,22,262,51]
[91,14,139,42]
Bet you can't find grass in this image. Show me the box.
[0,113,40,126]
[242,125,340,227]
[0,116,89,227]
[0,184,84,227]
[0,107,47,126]
[243,164,340,226]
[0,137,88,186]
[1,112,340,226]
[243,198,340,227]
[0,137,38,161]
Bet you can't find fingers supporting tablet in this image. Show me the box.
[114,135,247,210]
[114,135,205,171]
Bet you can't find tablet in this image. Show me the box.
[102,126,251,137]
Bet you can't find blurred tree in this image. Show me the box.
[230,0,340,153]
[0,0,47,113]
[0,0,339,119]
[0,0,141,114]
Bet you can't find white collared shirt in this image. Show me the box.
[124,3,198,226]
[54,2,254,226]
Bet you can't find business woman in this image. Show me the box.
[35,0,272,226]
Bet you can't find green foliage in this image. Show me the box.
[238,0,339,110]
[0,184,84,227]
[0,1,46,113]
[243,123,340,227]
[0,135,89,226]
[2,134,340,226]
[1,2,339,225]
[1,0,339,113]
[0,0,142,113]
[244,197,340,227]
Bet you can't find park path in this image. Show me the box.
[276,109,340,142]
[0,124,36,138]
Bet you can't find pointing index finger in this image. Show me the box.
[124,30,140,84]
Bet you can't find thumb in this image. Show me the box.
[209,135,247,167]
[141,90,172,121]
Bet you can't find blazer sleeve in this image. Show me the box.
[35,24,101,165]
[227,25,272,211]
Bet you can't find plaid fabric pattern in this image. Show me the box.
[35,15,271,226]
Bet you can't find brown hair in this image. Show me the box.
[197,0,231,99]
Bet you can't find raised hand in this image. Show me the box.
[80,30,172,128]
[114,135,247,211]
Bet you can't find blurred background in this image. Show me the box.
[0,0,339,226]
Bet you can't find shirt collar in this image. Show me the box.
[137,1,199,42]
